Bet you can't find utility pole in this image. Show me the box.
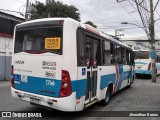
[46,0,50,17]
[150,0,156,82]
[25,0,29,21]
[117,0,157,82]
[115,29,118,37]
[115,29,124,38]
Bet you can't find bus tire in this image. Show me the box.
[127,81,131,88]
[148,74,152,79]
[101,86,112,106]
[135,74,139,78]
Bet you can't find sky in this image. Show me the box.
[0,0,160,40]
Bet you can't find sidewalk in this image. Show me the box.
[0,80,11,88]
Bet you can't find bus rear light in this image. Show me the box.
[11,66,14,88]
[148,63,151,70]
[63,83,68,88]
[11,78,15,88]
[11,65,14,75]
[59,20,64,25]
[61,89,67,95]
[59,70,72,97]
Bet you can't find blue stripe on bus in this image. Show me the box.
[74,79,86,98]
[100,73,116,89]
[100,71,131,91]
[13,74,86,98]
[13,69,131,99]
[135,62,147,65]
[13,74,61,97]
[134,70,152,75]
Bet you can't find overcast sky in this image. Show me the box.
[0,0,160,40]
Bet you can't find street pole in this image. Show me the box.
[115,29,118,37]
[46,0,50,17]
[25,0,29,21]
[119,0,156,82]
[115,29,124,37]
[150,0,156,82]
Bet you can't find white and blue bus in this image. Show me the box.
[11,18,134,111]
[134,49,160,77]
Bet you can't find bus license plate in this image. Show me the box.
[30,98,41,105]
[137,67,141,69]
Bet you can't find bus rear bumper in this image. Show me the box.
[134,70,152,75]
[11,87,77,111]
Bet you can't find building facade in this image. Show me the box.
[0,11,24,80]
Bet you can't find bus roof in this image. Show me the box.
[16,17,132,50]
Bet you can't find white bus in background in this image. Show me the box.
[134,49,160,77]
[11,18,134,111]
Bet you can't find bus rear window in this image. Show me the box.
[135,51,149,59]
[14,27,63,54]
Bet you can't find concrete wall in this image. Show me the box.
[0,36,12,80]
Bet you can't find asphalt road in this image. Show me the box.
[0,76,160,120]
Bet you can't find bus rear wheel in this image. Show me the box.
[127,81,131,88]
[101,87,112,106]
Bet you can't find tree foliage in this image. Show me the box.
[84,21,97,28]
[30,0,80,21]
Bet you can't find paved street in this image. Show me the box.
[0,76,160,120]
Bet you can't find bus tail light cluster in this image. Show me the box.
[59,70,72,97]
[11,65,14,88]
[148,63,151,70]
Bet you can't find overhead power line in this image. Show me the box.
[154,0,160,11]
[131,0,150,12]
[134,0,150,39]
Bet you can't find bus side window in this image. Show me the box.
[95,39,101,66]
[131,51,135,65]
[102,40,111,65]
[77,29,85,66]
[110,43,115,64]
[127,50,134,65]
[121,47,127,64]
[115,45,122,64]
[126,49,130,65]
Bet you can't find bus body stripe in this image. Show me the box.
[135,62,147,65]
[13,67,130,99]
[113,65,119,93]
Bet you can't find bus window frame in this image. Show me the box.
[77,27,102,67]
[102,39,113,66]
[77,27,133,67]
[14,26,63,55]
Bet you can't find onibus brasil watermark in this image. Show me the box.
[1,112,42,118]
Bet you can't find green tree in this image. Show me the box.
[30,2,47,20]
[84,21,97,28]
[30,0,80,21]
